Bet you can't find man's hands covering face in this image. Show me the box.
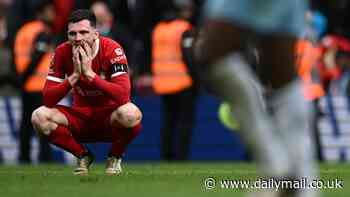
[69,41,97,86]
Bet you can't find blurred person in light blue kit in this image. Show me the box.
[194,1,318,196]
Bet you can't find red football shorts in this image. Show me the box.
[55,105,128,143]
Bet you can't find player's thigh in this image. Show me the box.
[55,105,92,135]
[195,8,253,66]
[79,107,116,142]
[258,37,298,88]
[203,0,307,36]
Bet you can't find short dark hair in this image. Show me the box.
[68,9,96,27]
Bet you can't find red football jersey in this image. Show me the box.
[45,36,130,107]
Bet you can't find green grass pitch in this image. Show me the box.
[0,162,348,197]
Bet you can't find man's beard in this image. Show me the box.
[72,40,93,47]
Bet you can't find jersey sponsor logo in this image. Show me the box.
[75,86,104,96]
[110,55,127,64]
[75,86,85,96]
[84,90,104,96]
[115,48,123,56]
[110,47,126,64]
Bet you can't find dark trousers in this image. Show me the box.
[312,99,323,161]
[160,87,197,160]
[18,92,52,163]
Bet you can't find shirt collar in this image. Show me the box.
[92,38,100,59]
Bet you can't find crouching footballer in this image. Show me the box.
[31,9,142,175]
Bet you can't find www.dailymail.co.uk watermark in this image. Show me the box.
[203,177,344,191]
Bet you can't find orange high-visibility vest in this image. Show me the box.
[151,19,193,94]
[295,39,325,100]
[14,20,52,92]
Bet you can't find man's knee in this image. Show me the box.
[111,103,142,128]
[31,106,47,128]
[31,106,66,136]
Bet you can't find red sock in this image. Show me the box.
[110,124,142,157]
[48,125,87,158]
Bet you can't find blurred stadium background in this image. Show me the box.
[0,88,350,164]
[1,0,350,196]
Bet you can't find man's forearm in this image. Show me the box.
[90,74,130,106]
[43,80,72,107]
[68,72,81,86]
[84,70,96,82]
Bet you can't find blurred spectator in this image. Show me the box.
[127,0,203,76]
[0,13,8,50]
[128,0,175,75]
[52,0,74,35]
[312,0,350,38]
[6,0,44,48]
[300,3,350,162]
[91,1,114,37]
[0,7,12,86]
[73,0,94,9]
[151,3,197,160]
[14,0,55,163]
[91,1,133,60]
